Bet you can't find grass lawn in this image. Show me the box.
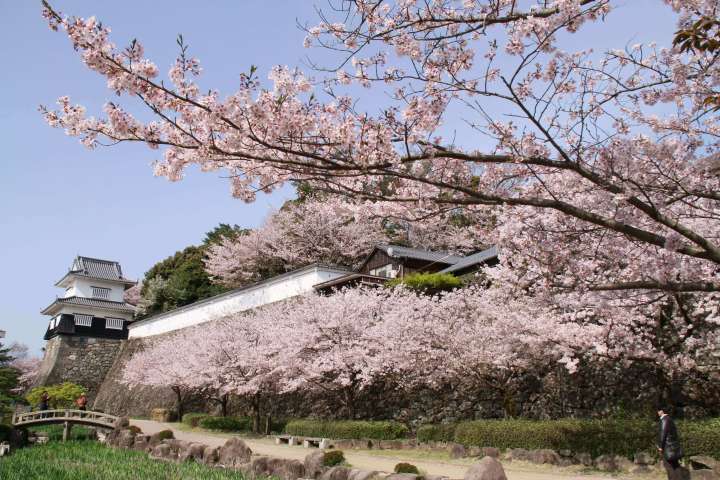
[0,440,249,480]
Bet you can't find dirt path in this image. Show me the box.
[131,419,654,480]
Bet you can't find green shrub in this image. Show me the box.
[452,418,720,459]
[387,272,462,294]
[394,463,420,474]
[417,423,456,443]
[26,383,85,409]
[156,429,174,440]
[128,425,142,435]
[323,450,345,467]
[284,420,409,440]
[199,416,252,432]
[182,412,209,428]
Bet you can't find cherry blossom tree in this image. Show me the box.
[205,196,478,286]
[41,0,719,405]
[8,343,42,395]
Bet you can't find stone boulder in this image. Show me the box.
[202,445,220,466]
[691,456,720,474]
[594,455,618,472]
[150,443,174,461]
[113,417,130,429]
[449,443,468,459]
[575,453,593,467]
[528,449,560,465]
[117,429,136,449]
[218,437,253,468]
[264,457,306,480]
[320,466,352,480]
[132,435,150,452]
[691,470,720,480]
[178,442,207,463]
[305,451,327,479]
[347,469,379,480]
[634,452,657,466]
[464,456,508,480]
[505,448,530,462]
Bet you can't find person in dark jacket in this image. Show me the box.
[38,391,49,411]
[657,407,684,478]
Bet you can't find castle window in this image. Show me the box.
[106,318,124,330]
[91,286,111,299]
[73,314,93,327]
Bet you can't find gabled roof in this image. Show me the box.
[357,244,464,272]
[439,246,498,274]
[56,256,135,287]
[41,296,136,316]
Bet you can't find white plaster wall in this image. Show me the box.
[68,278,125,302]
[128,266,348,338]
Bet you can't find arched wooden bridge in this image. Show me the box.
[12,409,119,441]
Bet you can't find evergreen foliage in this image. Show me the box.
[284,420,409,440]
[137,224,245,318]
[387,272,463,294]
[0,340,20,414]
[26,382,85,409]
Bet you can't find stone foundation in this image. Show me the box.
[35,335,123,401]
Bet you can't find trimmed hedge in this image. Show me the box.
[417,423,457,443]
[394,463,420,474]
[446,418,720,459]
[323,450,345,467]
[182,413,209,428]
[284,420,409,440]
[199,416,252,432]
[387,272,462,294]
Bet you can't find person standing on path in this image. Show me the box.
[657,407,686,479]
[76,393,88,411]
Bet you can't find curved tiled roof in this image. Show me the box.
[376,244,464,264]
[70,256,128,281]
[41,296,136,315]
[440,246,498,274]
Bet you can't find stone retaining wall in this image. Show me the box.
[34,334,123,401]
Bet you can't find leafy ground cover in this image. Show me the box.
[0,440,249,480]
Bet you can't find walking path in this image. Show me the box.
[131,419,657,480]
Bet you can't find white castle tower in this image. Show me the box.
[41,256,136,340]
[35,256,136,399]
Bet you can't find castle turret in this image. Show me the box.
[35,256,136,400]
[41,256,136,340]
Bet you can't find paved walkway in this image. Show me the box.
[131,419,656,480]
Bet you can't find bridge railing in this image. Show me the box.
[12,409,119,429]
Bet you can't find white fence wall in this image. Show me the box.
[128,265,349,338]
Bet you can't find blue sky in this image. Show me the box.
[0,1,675,353]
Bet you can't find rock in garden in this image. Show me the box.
[202,445,220,466]
[594,455,618,472]
[614,456,634,472]
[449,442,468,459]
[634,452,656,466]
[268,458,306,480]
[347,468,379,480]
[251,456,271,477]
[691,456,720,474]
[178,442,206,463]
[506,448,530,462]
[218,437,253,468]
[320,466,352,480]
[113,417,130,429]
[691,471,720,480]
[528,449,560,465]
[425,476,450,480]
[482,447,500,459]
[385,474,419,480]
[305,451,327,479]
[151,443,173,460]
[575,453,593,467]
[132,435,150,451]
[464,457,507,480]
[334,439,355,450]
[117,429,136,448]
